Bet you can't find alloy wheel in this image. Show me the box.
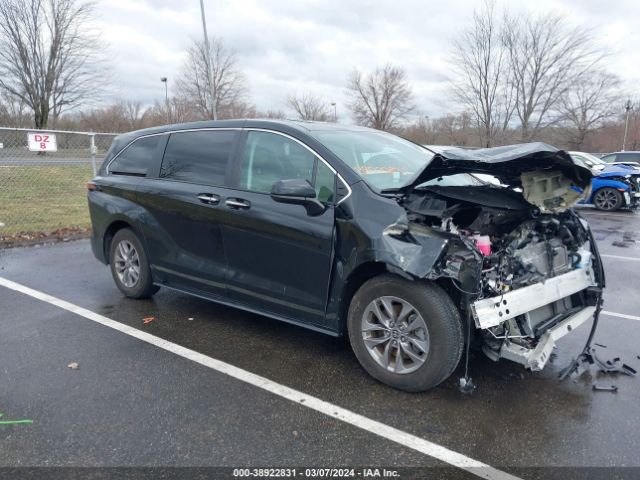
[361,296,430,374]
[113,240,141,288]
[594,189,620,211]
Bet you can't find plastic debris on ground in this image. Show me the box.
[142,316,155,324]
[592,384,618,392]
[67,362,79,370]
[559,346,637,393]
[592,351,637,376]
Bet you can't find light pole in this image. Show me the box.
[622,99,632,151]
[160,77,169,123]
[199,0,217,120]
[423,115,430,144]
[331,102,337,122]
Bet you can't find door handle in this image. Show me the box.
[197,193,220,205]
[225,198,251,210]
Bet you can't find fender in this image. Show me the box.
[325,202,482,332]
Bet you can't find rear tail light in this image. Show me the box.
[87,181,98,192]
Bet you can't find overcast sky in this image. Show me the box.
[94,0,640,121]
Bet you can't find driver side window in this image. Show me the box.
[238,131,335,202]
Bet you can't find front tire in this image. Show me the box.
[109,228,159,299]
[593,187,623,211]
[347,274,463,392]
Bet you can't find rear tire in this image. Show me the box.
[347,274,463,392]
[109,228,159,299]
[593,187,623,211]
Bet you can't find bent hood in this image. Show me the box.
[400,142,592,190]
[396,142,594,213]
[598,164,640,178]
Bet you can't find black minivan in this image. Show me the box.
[89,120,604,391]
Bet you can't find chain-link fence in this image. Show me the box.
[0,127,118,246]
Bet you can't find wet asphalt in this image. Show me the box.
[1,207,639,478]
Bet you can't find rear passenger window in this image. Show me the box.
[109,136,162,176]
[239,131,336,202]
[160,130,237,185]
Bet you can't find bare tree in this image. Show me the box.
[346,65,414,130]
[224,99,257,119]
[141,98,190,128]
[451,0,514,147]
[120,100,146,130]
[503,12,601,142]
[0,0,105,128]
[0,91,31,127]
[561,71,621,149]
[286,93,332,121]
[75,103,135,133]
[253,109,287,119]
[431,112,477,147]
[176,37,249,120]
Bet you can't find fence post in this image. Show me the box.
[90,132,97,175]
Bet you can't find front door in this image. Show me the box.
[222,130,337,327]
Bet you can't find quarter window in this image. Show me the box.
[315,160,336,203]
[109,135,162,176]
[239,131,336,202]
[160,130,237,185]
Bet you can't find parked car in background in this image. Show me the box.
[569,151,606,172]
[88,123,603,391]
[570,151,640,211]
[600,151,640,167]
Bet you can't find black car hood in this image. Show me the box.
[397,142,593,192]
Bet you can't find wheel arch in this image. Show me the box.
[336,261,407,334]
[103,219,145,263]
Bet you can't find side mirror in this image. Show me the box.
[270,179,325,216]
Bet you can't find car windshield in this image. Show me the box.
[571,157,588,169]
[570,152,605,171]
[310,130,433,190]
[609,153,640,162]
[573,152,606,167]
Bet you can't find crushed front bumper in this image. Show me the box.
[626,191,640,210]
[471,265,598,371]
[497,306,596,371]
[471,266,596,329]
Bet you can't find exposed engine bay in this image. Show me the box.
[399,176,603,372]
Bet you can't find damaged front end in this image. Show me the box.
[388,143,604,372]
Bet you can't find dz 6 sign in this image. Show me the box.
[28,132,58,152]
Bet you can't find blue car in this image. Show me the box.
[570,151,640,211]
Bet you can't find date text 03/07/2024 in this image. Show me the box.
[232,468,400,478]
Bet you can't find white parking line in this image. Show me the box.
[601,254,640,262]
[0,276,519,480]
[602,311,640,322]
